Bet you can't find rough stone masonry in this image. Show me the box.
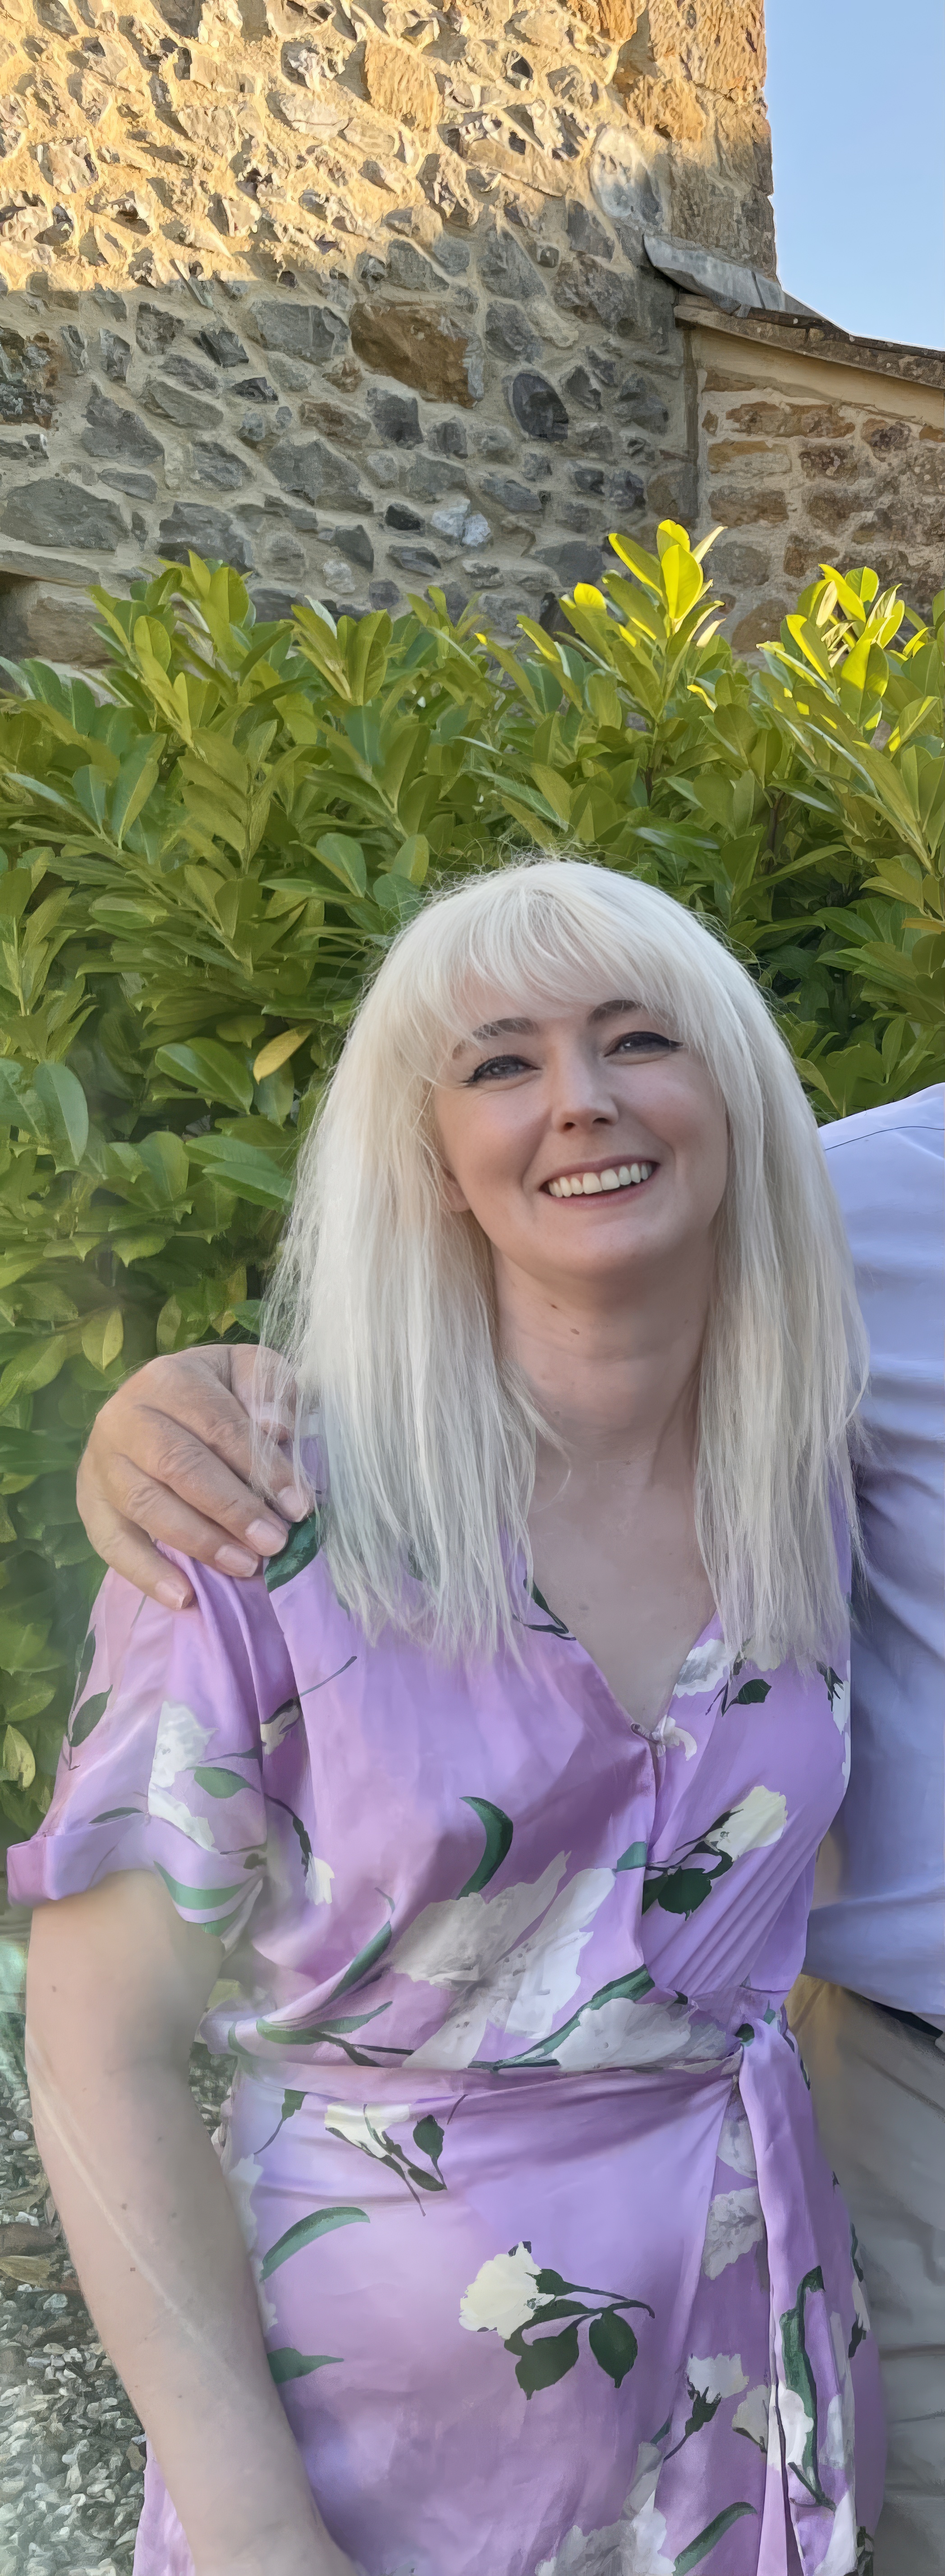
[0,0,941,652]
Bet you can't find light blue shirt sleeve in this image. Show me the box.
[804,1084,945,2016]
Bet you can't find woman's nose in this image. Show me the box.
[546,1051,618,1129]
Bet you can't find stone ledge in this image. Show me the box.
[0,545,122,589]
[674,297,945,394]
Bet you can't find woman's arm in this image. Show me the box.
[26,1872,353,2576]
[76,1347,306,1608]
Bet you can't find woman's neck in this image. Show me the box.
[494,1245,712,1473]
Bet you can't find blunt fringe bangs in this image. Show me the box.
[264,858,866,1673]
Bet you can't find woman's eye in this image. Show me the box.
[611,1030,679,1057]
[467,1053,532,1084]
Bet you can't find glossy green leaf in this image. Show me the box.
[315,835,367,896]
[156,1041,254,1113]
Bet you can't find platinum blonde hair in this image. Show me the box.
[265,858,865,1670]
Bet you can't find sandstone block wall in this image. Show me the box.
[680,303,945,644]
[0,0,776,646]
[0,0,942,660]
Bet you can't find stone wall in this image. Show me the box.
[0,0,778,648]
[0,0,942,657]
[679,303,945,646]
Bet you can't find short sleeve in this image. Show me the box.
[7,1559,297,1950]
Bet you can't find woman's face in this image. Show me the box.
[433,988,729,1306]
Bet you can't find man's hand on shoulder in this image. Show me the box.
[76,1345,309,1609]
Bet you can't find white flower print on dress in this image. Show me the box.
[827,1676,850,1736]
[779,2385,815,2475]
[399,1857,618,2069]
[535,2443,674,2576]
[147,1702,216,1847]
[554,1991,693,2072]
[648,1710,697,1759]
[304,1854,334,1906]
[459,2243,544,2339]
[813,2487,858,2576]
[146,1787,216,1851]
[687,2352,748,2401]
[673,1637,729,1696]
[718,2094,758,2177]
[326,2103,412,2158]
[701,2185,765,2277]
[703,1787,787,1860]
[260,1695,303,1756]
[150,1699,212,1787]
[732,2383,771,2450]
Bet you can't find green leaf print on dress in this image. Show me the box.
[69,1689,111,1750]
[264,1507,324,1592]
[778,2266,830,2507]
[459,2241,653,2399]
[643,1789,787,1920]
[325,2102,448,2204]
[267,2348,341,2385]
[259,2203,369,2281]
[458,1797,514,1896]
[672,2504,757,2573]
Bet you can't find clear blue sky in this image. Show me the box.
[765,0,945,348]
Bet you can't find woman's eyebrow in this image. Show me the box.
[587,998,642,1024]
[453,1015,537,1056]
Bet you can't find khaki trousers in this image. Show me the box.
[789,1975,945,2576]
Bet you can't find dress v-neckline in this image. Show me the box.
[528,1576,725,1742]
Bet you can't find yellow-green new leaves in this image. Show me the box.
[2,1723,34,1788]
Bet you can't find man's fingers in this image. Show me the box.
[74,1344,309,1594]
[93,1452,287,1573]
[119,1409,299,1543]
[74,1506,197,1611]
[127,1359,306,1518]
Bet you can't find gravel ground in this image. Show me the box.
[0,1912,233,2575]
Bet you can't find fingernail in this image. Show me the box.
[274,1482,310,1521]
[246,1515,288,1554]
[156,1577,193,1612]
[215,1543,260,1578]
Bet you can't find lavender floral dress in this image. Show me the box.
[10,1511,883,2576]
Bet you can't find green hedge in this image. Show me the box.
[0,523,941,1841]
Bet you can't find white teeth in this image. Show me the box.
[547,1161,654,1198]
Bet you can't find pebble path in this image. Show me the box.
[0,1911,233,2575]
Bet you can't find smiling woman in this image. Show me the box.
[268,858,862,1681]
[11,857,883,2576]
